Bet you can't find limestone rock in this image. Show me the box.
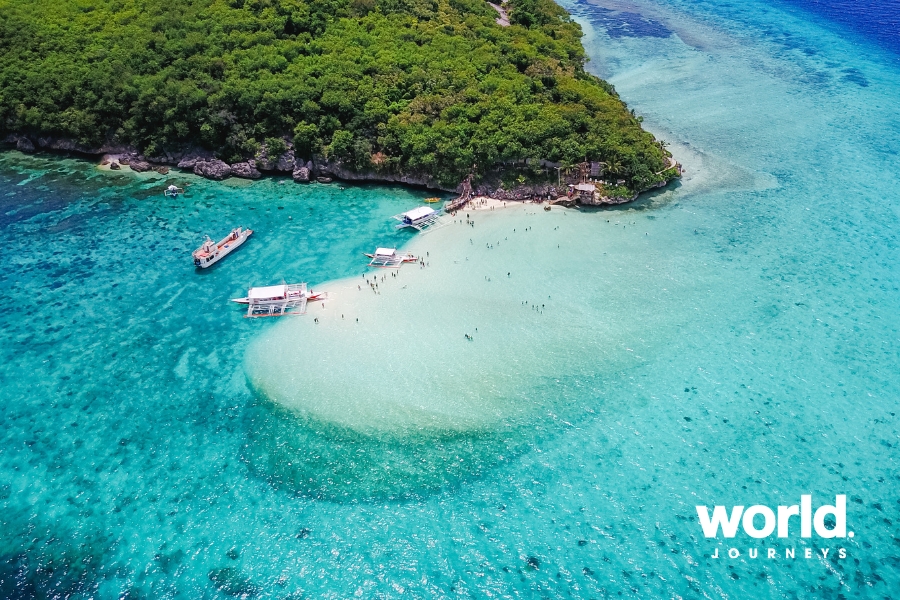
[193,159,232,180]
[292,166,310,183]
[177,151,211,169]
[275,149,295,172]
[16,137,35,153]
[231,160,261,179]
[255,146,276,171]
[109,162,121,170]
[129,160,152,172]
[257,147,295,172]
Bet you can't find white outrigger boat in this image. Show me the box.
[392,206,441,231]
[164,184,184,198]
[365,247,417,268]
[192,227,252,268]
[231,283,327,318]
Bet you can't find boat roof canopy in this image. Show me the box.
[375,247,396,256]
[249,284,287,299]
[402,206,436,220]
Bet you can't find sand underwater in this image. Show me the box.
[1,0,900,597]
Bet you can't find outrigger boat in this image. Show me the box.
[164,184,184,198]
[365,247,417,268]
[192,227,252,268]
[391,206,444,232]
[231,283,326,318]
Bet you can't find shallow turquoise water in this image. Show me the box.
[2,0,900,597]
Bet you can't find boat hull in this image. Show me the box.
[231,289,325,305]
[193,229,252,268]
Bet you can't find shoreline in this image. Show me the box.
[3,135,680,208]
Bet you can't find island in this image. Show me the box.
[0,0,679,203]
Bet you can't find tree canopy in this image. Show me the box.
[0,0,669,188]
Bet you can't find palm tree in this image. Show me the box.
[559,160,576,183]
[605,158,623,178]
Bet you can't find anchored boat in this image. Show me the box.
[192,227,252,268]
[231,283,326,318]
[391,206,445,232]
[164,184,184,198]
[365,247,417,268]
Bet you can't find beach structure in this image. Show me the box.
[392,206,442,231]
[444,196,468,213]
[445,176,474,213]
[232,283,325,317]
[366,248,417,268]
[569,183,597,202]
[192,226,252,268]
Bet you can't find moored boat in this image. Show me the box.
[231,283,325,317]
[192,227,252,268]
[365,247,417,268]
[164,184,184,198]
[391,206,443,231]
[231,285,326,305]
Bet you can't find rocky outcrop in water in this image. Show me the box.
[276,151,295,172]
[128,159,152,173]
[292,166,310,183]
[255,142,295,172]
[193,159,232,180]
[230,160,261,179]
[16,137,35,153]
[176,151,214,170]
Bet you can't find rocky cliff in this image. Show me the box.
[2,134,676,205]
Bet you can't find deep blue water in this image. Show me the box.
[781,0,900,58]
[573,0,900,59]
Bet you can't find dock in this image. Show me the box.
[444,175,473,213]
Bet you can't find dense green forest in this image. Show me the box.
[0,0,672,188]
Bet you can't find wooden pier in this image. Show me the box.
[444,176,473,213]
